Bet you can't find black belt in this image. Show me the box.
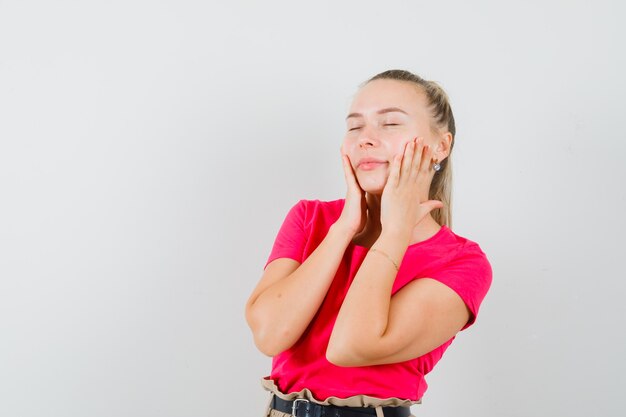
[270,395,411,417]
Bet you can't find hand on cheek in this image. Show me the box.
[337,151,368,235]
[380,137,443,237]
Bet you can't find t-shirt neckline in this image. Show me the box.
[349,224,450,251]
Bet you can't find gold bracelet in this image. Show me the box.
[369,248,399,272]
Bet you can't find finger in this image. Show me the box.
[410,137,425,180]
[388,150,403,188]
[421,199,444,213]
[400,138,416,182]
[342,154,355,179]
[341,154,361,189]
[341,154,355,183]
[418,142,433,175]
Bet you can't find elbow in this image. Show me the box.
[255,342,281,358]
[326,336,373,367]
[252,330,289,357]
[245,309,294,357]
[325,345,352,367]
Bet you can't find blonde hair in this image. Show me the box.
[365,69,456,227]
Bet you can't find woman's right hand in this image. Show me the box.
[337,153,367,236]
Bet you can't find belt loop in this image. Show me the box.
[375,406,384,417]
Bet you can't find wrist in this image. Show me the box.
[368,247,400,271]
[331,219,359,237]
[379,228,412,246]
[329,221,359,247]
[372,231,410,267]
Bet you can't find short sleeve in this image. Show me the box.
[263,199,309,270]
[429,244,493,331]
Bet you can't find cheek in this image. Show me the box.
[390,138,412,157]
[341,136,356,154]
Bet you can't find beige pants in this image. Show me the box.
[261,377,419,417]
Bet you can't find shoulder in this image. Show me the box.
[436,228,493,327]
[445,225,488,254]
[432,226,493,286]
[290,198,345,226]
[443,227,492,277]
[296,197,345,210]
[266,198,342,268]
[403,225,490,271]
[399,226,493,330]
[417,226,491,268]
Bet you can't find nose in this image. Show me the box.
[356,125,379,149]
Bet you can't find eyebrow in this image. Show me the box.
[346,107,409,120]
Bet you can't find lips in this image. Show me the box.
[357,157,387,167]
[357,158,388,171]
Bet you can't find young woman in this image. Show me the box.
[245,69,493,417]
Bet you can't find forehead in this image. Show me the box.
[349,79,429,116]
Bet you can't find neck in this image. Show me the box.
[351,192,442,247]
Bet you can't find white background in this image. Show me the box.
[1,1,624,416]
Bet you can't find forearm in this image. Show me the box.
[248,222,354,356]
[328,231,410,360]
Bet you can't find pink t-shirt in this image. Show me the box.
[263,198,492,402]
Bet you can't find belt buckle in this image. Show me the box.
[291,398,310,417]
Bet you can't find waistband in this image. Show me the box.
[270,395,411,417]
[261,377,420,414]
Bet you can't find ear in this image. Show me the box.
[435,132,453,161]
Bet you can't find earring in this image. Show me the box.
[432,160,441,172]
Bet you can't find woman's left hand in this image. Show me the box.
[380,137,444,237]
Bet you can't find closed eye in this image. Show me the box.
[384,123,399,127]
[348,126,362,131]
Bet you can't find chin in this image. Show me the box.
[357,175,387,194]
